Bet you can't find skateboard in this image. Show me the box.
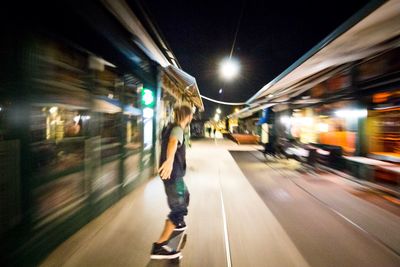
[167,230,187,263]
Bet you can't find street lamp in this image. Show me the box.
[219,58,240,80]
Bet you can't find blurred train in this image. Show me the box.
[0,1,203,265]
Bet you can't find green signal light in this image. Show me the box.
[142,88,154,107]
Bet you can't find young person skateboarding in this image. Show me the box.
[150,105,193,260]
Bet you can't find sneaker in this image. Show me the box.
[174,221,187,231]
[150,242,181,260]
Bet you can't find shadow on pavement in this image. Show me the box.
[146,259,181,267]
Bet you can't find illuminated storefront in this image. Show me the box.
[367,90,400,163]
[277,100,366,157]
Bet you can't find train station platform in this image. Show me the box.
[40,139,309,267]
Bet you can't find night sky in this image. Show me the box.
[140,0,370,118]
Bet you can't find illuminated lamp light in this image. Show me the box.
[219,58,240,80]
[335,109,367,118]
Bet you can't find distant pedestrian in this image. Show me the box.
[150,105,193,260]
[207,126,212,137]
[213,127,217,138]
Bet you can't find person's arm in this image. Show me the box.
[158,136,179,179]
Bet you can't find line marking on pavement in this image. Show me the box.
[216,144,232,267]
[220,186,232,267]
[248,151,400,259]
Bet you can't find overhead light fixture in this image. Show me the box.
[335,109,367,118]
[219,58,240,80]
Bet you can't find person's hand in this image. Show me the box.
[159,159,173,180]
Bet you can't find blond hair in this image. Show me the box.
[173,105,193,124]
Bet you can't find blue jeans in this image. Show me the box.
[163,177,190,226]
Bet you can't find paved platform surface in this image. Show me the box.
[231,150,400,267]
[40,139,307,267]
[40,139,400,266]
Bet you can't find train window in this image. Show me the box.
[92,67,123,161]
[123,75,142,153]
[29,38,91,177]
[121,75,142,185]
[30,105,88,177]
[27,39,91,222]
[125,115,142,150]
[98,112,121,160]
[34,38,90,105]
[123,112,142,185]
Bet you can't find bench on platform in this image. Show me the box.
[307,143,344,170]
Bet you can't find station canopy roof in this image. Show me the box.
[162,65,204,111]
[235,0,400,118]
[103,0,204,111]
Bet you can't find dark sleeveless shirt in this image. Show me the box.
[159,124,186,179]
